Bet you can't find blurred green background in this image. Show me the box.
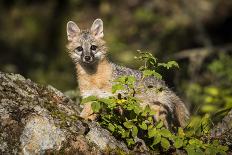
[0,0,232,120]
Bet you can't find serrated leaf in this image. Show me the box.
[151,134,161,146]
[174,138,183,149]
[91,101,101,113]
[143,70,155,77]
[141,105,151,116]
[114,76,127,83]
[123,121,134,129]
[132,126,138,138]
[156,121,163,129]
[139,122,147,130]
[108,123,115,132]
[126,138,135,146]
[178,127,185,137]
[99,98,116,109]
[112,84,124,94]
[148,127,157,138]
[160,129,172,138]
[134,106,142,115]
[158,61,179,69]
[167,61,179,69]
[185,147,198,155]
[148,116,153,123]
[127,76,136,84]
[153,71,162,79]
[81,96,97,104]
[161,137,170,150]
[148,124,153,130]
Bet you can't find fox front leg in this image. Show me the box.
[80,102,97,121]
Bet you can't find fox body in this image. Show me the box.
[66,19,189,128]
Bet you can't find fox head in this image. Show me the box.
[66,19,107,65]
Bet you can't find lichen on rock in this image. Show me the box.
[0,72,132,154]
[20,115,65,155]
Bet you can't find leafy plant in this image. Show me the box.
[81,51,229,154]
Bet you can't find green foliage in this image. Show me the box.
[135,51,179,79]
[81,52,229,154]
[184,53,232,122]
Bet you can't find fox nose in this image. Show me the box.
[84,56,91,61]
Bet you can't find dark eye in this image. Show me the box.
[76,46,83,52]
[90,45,97,51]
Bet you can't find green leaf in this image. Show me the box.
[81,96,97,104]
[127,76,136,84]
[178,127,185,137]
[126,138,135,146]
[161,137,170,150]
[99,98,116,109]
[114,76,127,83]
[118,126,129,138]
[142,70,162,79]
[148,127,157,138]
[185,147,198,155]
[141,105,151,116]
[173,138,183,149]
[134,106,142,115]
[151,134,161,146]
[152,71,162,79]
[132,126,138,138]
[158,61,179,69]
[108,123,115,132]
[160,129,172,138]
[139,121,147,130]
[123,121,134,129]
[167,61,179,69]
[91,101,101,113]
[156,121,163,129]
[112,84,124,94]
[143,70,155,77]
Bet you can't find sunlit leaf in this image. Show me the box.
[151,134,161,146]
[123,121,134,129]
[112,84,124,94]
[81,96,97,104]
[148,127,157,138]
[173,138,183,149]
[132,126,138,138]
[108,123,115,132]
[91,101,101,113]
[160,129,172,138]
[139,121,147,130]
[161,137,170,150]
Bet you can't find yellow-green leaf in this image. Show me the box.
[161,137,170,150]
[123,121,134,129]
[148,127,157,138]
[91,101,101,113]
[81,96,97,104]
[174,138,183,149]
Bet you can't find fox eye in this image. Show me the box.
[76,46,83,52]
[90,45,97,51]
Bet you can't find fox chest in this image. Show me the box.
[78,75,113,98]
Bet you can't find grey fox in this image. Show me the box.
[66,19,189,128]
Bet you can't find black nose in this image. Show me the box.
[84,56,91,61]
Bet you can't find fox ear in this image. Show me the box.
[91,18,104,39]
[67,21,80,41]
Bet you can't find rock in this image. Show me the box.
[0,72,131,154]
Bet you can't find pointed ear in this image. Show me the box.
[91,19,104,39]
[67,21,80,41]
